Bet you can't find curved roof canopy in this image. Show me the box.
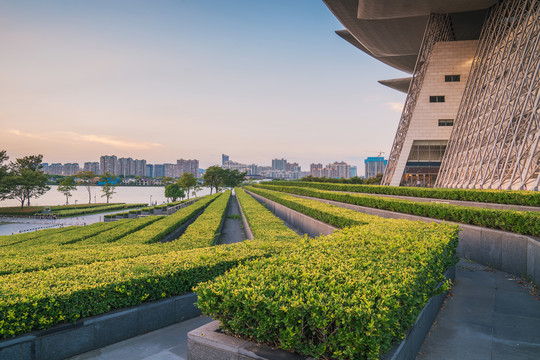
[324,0,493,73]
[378,77,412,93]
[356,0,497,19]
[336,30,417,73]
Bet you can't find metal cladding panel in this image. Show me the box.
[437,0,540,190]
[378,77,412,93]
[356,0,498,19]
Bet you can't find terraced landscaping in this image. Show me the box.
[7,186,527,359]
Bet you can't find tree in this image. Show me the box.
[203,166,224,194]
[6,154,50,208]
[100,172,118,204]
[57,176,77,205]
[165,183,185,202]
[77,171,96,204]
[0,150,11,200]
[222,169,246,188]
[162,176,175,185]
[178,172,197,199]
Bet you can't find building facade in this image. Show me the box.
[83,162,100,175]
[100,155,117,176]
[177,159,199,178]
[324,0,539,190]
[364,157,388,179]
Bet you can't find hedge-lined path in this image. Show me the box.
[68,259,539,360]
[217,193,247,245]
[335,190,540,212]
[418,259,540,360]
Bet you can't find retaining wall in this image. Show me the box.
[236,192,254,240]
[246,190,336,237]
[0,293,201,360]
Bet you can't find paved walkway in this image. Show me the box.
[218,194,247,245]
[418,259,540,359]
[69,317,213,360]
[69,259,540,360]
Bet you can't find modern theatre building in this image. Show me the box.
[324,0,539,190]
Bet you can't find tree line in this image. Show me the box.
[164,166,246,201]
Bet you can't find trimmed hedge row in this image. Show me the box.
[245,187,379,229]
[196,219,459,359]
[53,203,147,218]
[264,181,540,207]
[0,243,273,338]
[250,185,540,236]
[0,192,301,338]
[115,194,221,244]
[172,191,232,250]
[235,188,300,242]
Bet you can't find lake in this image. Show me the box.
[0,185,213,207]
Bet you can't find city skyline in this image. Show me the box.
[1,0,406,172]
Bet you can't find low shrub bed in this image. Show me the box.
[0,206,44,217]
[265,181,540,207]
[196,220,459,359]
[235,188,300,242]
[0,242,274,338]
[116,194,220,244]
[245,187,379,229]
[53,203,146,218]
[250,185,540,236]
[172,191,231,250]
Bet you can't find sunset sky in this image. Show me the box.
[0,0,407,174]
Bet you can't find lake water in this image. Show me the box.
[0,185,213,207]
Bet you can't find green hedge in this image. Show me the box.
[53,203,146,218]
[246,187,378,229]
[250,185,540,236]
[0,243,272,338]
[235,188,300,242]
[196,220,459,359]
[172,191,231,250]
[115,194,220,244]
[264,181,540,207]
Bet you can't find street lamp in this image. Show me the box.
[75,200,78,210]
[94,195,97,203]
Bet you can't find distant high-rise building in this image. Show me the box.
[177,159,199,178]
[310,163,323,177]
[350,166,357,178]
[84,162,100,175]
[63,163,80,176]
[145,164,154,178]
[48,163,63,175]
[134,159,146,176]
[272,158,287,171]
[100,155,117,175]
[154,164,165,178]
[365,157,388,179]
[41,163,49,174]
[164,163,178,178]
[287,162,301,172]
[310,162,351,179]
[222,154,229,166]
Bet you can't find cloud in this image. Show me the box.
[9,129,162,150]
[386,102,404,113]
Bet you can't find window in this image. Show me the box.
[438,119,454,126]
[445,75,460,82]
[430,96,445,103]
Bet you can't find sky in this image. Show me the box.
[0,0,407,175]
